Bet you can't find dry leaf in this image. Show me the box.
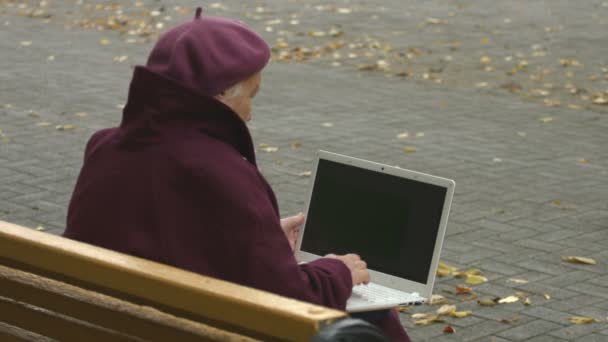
[56,124,76,131]
[100,39,111,45]
[75,112,88,117]
[437,262,458,277]
[20,41,32,46]
[562,256,597,265]
[258,144,278,153]
[480,56,492,64]
[396,132,409,139]
[437,305,456,316]
[465,275,488,285]
[411,313,432,320]
[414,315,444,325]
[298,171,312,177]
[454,269,482,278]
[460,295,479,302]
[450,311,472,318]
[539,117,554,123]
[443,325,456,334]
[321,122,334,128]
[569,316,598,324]
[291,141,301,149]
[543,294,551,300]
[456,285,473,295]
[499,316,520,324]
[36,122,51,127]
[35,226,45,231]
[498,295,519,304]
[507,278,529,284]
[592,95,608,105]
[431,294,449,305]
[478,297,498,306]
[396,306,409,313]
[403,146,417,153]
[524,298,531,306]
[337,8,352,14]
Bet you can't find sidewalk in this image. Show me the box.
[1,1,607,340]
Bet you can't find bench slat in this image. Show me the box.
[0,265,258,342]
[0,295,141,342]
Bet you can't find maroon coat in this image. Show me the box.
[64,66,409,341]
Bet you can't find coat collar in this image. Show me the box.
[120,66,257,165]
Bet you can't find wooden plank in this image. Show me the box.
[0,265,258,342]
[0,220,347,341]
[0,322,56,342]
[0,296,141,342]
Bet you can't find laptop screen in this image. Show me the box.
[301,159,447,284]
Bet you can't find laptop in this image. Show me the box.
[295,151,455,312]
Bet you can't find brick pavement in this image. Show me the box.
[1,1,607,341]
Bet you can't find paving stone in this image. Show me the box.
[497,319,563,341]
[549,323,607,340]
[576,335,608,342]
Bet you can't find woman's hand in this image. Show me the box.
[280,213,305,252]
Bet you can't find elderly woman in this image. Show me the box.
[64,8,409,341]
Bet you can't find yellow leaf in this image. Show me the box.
[396,132,409,139]
[524,298,531,306]
[431,294,449,305]
[498,295,519,304]
[411,313,432,320]
[543,294,551,300]
[569,316,597,324]
[454,269,483,278]
[436,305,456,315]
[396,306,408,313]
[100,39,111,45]
[480,37,490,45]
[450,310,472,318]
[298,171,312,177]
[20,41,33,46]
[480,56,492,64]
[321,122,334,128]
[337,8,352,14]
[414,315,444,325]
[465,275,488,285]
[478,297,498,306]
[562,256,597,265]
[404,146,417,153]
[36,122,51,127]
[75,112,88,117]
[539,117,554,123]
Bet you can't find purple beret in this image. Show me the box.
[146,7,270,96]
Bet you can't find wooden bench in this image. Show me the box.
[0,220,386,341]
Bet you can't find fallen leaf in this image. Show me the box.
[499,316,520,324]
[543,294,551,300]
[524,298,531,306]
[456,285,473,295]
[480,56,492,64]
[55,124,76,131]
[337,8,352,14]
[498,295,519,304]
[426,17,445,25]
[113,55,129,63]
[414,315,444,325]
[579,159,588,164]
[450,311,472,318]
[291,141,301,149]
[460,295,479,302]
[35,226,45,231]
[321,122,334,127]
[437,262,458,277]
[562,256,597,265]
[396,306,409,313]
[592,95,608,105]
[559,58,581,67]
[465,275,488,285]
[258,143,278,153]
[431,294,449,305]
[20,41,32,46]
[478,297,498,306]
[100,39,111,45]
[437,305,456,315]
[443,325,456,334]
[396,132,409,139]
[569,316,598,324]
[507,278,529,284]
[403,146,417,153]
[411,313,432,320]
[298,171,312,177]
[36,122,51,127]
[539,117,554,123]
[454,269,482,278]
[75,112,88,117]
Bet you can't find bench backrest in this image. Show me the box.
[0,220,347,341]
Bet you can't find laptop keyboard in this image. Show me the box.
[351,283,424,305]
